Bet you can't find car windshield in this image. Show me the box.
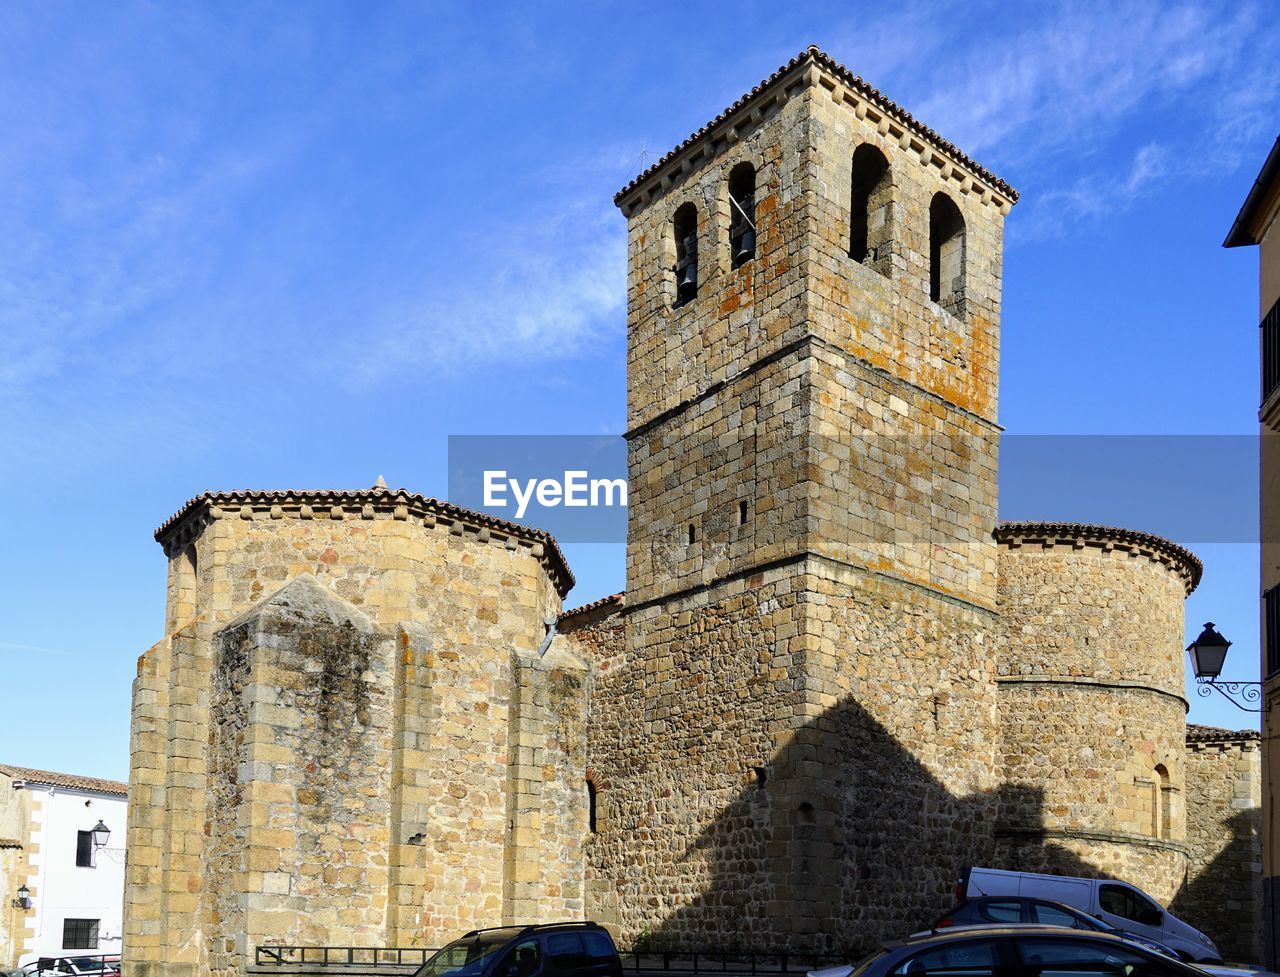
[849,949,888,977]
[415,931,525,977]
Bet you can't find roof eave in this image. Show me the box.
[154,489,576,598]
[614,45,1017,216]
[1224,135,1280,248]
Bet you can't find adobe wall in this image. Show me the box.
[993,525,1198,905]
[1173,728,1262,964]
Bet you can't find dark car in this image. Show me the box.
[413,923,621,977]
[924,897,1179,957]
[810,927,1210,977]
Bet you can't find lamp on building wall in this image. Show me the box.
[1187,622,1264,712]
[90,820,110,850]
[12,884,31,910]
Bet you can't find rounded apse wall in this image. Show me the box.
[993,522,1201,904]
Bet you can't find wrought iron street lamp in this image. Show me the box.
[13,884,31,910]
[90,820,110,850]
[1187,622,1263,712]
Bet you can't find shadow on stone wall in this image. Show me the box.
[620,694,1250,959]
[627,695,1045,954]
[1169,810,1262,964]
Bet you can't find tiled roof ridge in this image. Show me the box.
[1186,723,1261,743]
[0,764,128,795]
[559,592,624,623]
[614,44,1016,208]
[994,520,1202,595]
[154,488,575,597]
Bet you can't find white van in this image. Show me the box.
[961,867,1221,963]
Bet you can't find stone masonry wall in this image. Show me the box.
[994,532,1196,905]
[1172,731,1262,964]
[605,52,1010,955]
[124,494,577,977]
[572,558,1001,954]
[205,578,395,977]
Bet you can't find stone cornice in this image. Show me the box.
[155,488,575,598]
[994,521,1202,595]
[995,675,1188,711]
[996,824,1190,856]
[614,45,1017,218]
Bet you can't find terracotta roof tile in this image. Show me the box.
[994,520,1202,594]
[615,45,1016,208]
[154,487,575,597]
[1186,723,1260,743]
[559,592,624,623]
[0,765,127,796]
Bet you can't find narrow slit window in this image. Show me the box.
[687,523,697,545]
[673,203,698,307]
[587,781,598,833]
[75,830,93,868]
[738,500,749,526]
[728,163,756,267]
[850,145,891,267]
[929,192,966,316]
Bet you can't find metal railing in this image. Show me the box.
[251,946,851,974]
[254,946,436,967]
[1263,294,1280,406]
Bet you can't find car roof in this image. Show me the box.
[460,922,606,940]
[895,926,1162,948]
[962,896,1080,908]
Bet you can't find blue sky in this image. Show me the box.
[0,1,1276,780]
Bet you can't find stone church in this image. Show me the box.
[121,47,1261,977]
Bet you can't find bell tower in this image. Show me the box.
[592,46,1018,949]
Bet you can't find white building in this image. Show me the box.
[0,765,127,967]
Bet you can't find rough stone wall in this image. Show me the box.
[572,560,1001,954]
[205,577,395,976]
[558,603,626,932]
[124,497,578,977]
[804,82,1005,606]
[0,772,36,967]
[994,536,1194,904]
[575,564,813,950]
[1172,731,1262,964]
[810,564,1000,945]
[603,57,1009,955]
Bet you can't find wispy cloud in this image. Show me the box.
[1013,142,1171,241]
[823,0,1277,241]
[346,198,626,384]
[0,641,65,656]
[909,1,1263,163]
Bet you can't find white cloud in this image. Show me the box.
[1013,142,1172,241]
[909,1,1260,163]
[346,199,626,385]
[816,0,1278,243]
